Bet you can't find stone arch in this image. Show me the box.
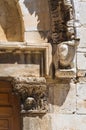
[0,0,24,42]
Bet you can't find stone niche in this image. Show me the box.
[0,42,52,78]
[0,51,44,77]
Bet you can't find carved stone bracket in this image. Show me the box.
[12,77,48,114]
[53,41,77,78]
[48,0,80,78]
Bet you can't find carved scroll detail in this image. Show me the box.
[53,41,77,78]
[12,77,48,113]
[53,41,77,69]
[48,0,79,78]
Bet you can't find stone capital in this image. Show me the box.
[12,76,48,114]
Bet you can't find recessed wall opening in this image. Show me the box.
[0,51,45,77]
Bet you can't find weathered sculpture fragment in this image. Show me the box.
[49,0,79,78]
[12,77,48,113]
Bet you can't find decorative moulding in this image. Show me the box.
[0,42,52,77]
[55,69,76,78]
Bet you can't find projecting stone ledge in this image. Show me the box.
[55,69,76,78]
[12,76,48,114]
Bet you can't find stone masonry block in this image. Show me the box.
[79,2,86,24]
[77,83,86,114]
[23,114,86,130]
[19,0,50,31]
[78,27,86,47]
[24,31,48,43]
[77,52,86,70]
[50,114,86,130]
[23,115,52,130]
[48,81,76,114]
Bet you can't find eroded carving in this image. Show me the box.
[48,0,75,43]
[53,41,77,78]
[12,77,48,113]
[49,0,79,78]
[54,41,77,69]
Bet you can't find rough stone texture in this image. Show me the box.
[19,0,50,43]
[23,114,86,130]
[22,0,50,31]
[78,27,86,47]
[49,0,79,80]
[0,64,40,77]
[50,114,86,130]
[55,69,76,78]
[24,31,48,43]
[48,81,76,114]
[77,48,86,77]
[77,52,86,70]
[0,0,23,41]
[77,83,86,114]
[78,1,86,47]
[79,2,86,25]
[0,41,52,77]
[12,77,48,112]
[23,115,52,130]
[0,0,86,130]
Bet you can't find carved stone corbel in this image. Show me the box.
[49,0,79,78]
[54,41,75,68]
[53,41,77,78]
[12,77,48,113]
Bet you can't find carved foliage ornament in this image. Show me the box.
[49,0,75,43]
[48,0,80,77]
[12,77,48,113]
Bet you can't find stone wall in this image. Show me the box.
[0,0,86,130]
[22,0,86,130]
[0,0,23,41]
[19,0,50,43]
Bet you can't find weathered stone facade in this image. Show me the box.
[0,0,86,130]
